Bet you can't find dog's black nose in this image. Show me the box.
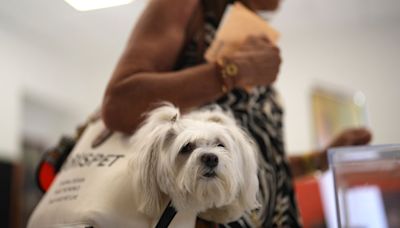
[201,153,219,168]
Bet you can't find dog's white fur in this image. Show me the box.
[130,104,260,224]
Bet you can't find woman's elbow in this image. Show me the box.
[101,92,134,134]
[101,74,149,134]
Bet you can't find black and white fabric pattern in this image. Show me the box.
[212,87,301,228]
[175,1,302,227]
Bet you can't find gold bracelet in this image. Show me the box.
[216,58,238,93]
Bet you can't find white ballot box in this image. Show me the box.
[329,145,400,228]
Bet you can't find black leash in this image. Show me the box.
[154,201,177,228]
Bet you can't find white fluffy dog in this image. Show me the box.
[132,105,260,224]
[28,104,259,227]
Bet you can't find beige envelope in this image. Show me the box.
[205,2,280,62]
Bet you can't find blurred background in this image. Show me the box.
[0,0,399,227]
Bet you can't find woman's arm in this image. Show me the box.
[289,128,372,178]
[102,0,281,134]
[102,0,225,133]
[103,64,225,133]
[288,151,327,178]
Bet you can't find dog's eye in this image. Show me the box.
[217,143,225,148]
[180,143,195,154]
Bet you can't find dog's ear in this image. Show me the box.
[130,130,166,217]
[129,104,180,217]
[234,128,260,211]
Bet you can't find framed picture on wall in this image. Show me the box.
[311,85,368,148]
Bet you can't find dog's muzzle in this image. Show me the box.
[201,153,218,178]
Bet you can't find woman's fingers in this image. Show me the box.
[329,128,373,148]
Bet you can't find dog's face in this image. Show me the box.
[130,105,259,223]
[160,116,246,211]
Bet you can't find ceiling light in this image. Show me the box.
[64,0,134,11]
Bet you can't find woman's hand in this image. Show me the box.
[290,127,373,178]
[317,127,373,171]
[326,127,372,148]
[225,35,281,89]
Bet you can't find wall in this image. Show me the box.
[0,25,109,161]
[274,0,400,153]
[276,24,400,153]
[0,27,21,160]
